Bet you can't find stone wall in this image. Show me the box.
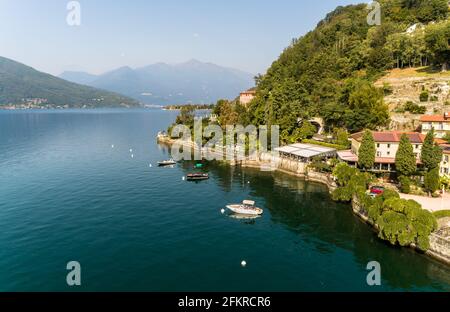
[429,234,450,264]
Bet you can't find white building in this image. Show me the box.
[420,113,450,138]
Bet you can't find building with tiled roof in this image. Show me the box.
[338,131,433,173]
[239,89,256,106]
[420,113,450,138]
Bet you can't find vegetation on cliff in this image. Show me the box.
[332,162,438,251]
[207,1,449,142]
[0,57,139,108]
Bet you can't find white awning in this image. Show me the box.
[274,143,337,159]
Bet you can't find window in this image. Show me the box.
[377,144,380,148]
[377,152,381,157]
[387,144,391,149]
[387,152,390,156]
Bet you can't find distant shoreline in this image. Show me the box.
[0,105,212,111]
[0,106,162,111]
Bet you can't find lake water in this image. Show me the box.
[0,109,449,291]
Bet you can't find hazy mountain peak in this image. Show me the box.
[59,60,255,105]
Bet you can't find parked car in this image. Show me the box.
[370,186,385,195]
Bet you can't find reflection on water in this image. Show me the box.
[228,214,261,222]
[177,158,450,291]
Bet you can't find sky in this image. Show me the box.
[0,0,362,76]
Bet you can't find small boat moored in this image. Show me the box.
[226,200,263,216]
[158,159,177,167]
[186,173,209,181]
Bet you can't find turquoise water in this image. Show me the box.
[0,109,449,292]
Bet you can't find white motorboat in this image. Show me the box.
[226,200,263,216]
[158,159,176,166]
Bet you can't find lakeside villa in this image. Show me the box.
[337,130,449,175]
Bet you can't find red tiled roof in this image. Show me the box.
[435,138,448,145]
[351,131,425,144]
[420,115,450,122]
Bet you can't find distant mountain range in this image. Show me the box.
[59,59,255,105]
[0,56,139,108]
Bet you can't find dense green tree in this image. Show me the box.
[298,121,317,140]
[425,20,450,71]
[213,100,239,126]
[344,80,390,132]
[175,105,195,127]
[376,197,437,250]
[383,0,449,23]
[358,130,376,170]
[421,129,443,170]
[398,175,412,194]
[332,162,372,202]
[335,128,350,147]
[424,167,441,194]
[395,134,417,176]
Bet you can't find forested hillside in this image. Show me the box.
[213,0,449,141]
[0,57,140,108]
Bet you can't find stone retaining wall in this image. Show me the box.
[429,233,450,264]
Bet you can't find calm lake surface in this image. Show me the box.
[0,109,449,291]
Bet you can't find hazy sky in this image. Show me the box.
[0,0,362,76]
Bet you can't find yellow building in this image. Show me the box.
[239,89,256,106]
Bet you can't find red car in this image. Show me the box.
[370,186,385,195]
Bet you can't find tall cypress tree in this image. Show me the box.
[421,129,443,171]
[358,130,375,170]
[395,134,417,176]
[425,167,441,194]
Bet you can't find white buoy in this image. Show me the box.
[241,260,247,267]
[247,181,250,184]
[129,149,133,153]
[149,164,152,168]
[131,154,134,158]
[182,176,185,181]
[111,144,115,148]
[221,209,225,214]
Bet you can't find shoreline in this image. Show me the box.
[157,135,450,266]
